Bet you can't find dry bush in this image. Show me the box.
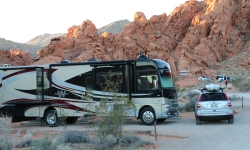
[178,90,200,112]
[85,71,135,150]
[0,118,13,150]
[232,77,250,91]
[59,131,90,144]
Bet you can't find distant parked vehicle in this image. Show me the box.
[215,75,230,82]
[0,64,11,68]
[198,77,211,81]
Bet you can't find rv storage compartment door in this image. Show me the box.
[36,67,44,103]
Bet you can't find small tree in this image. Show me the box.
[86,70,134,149]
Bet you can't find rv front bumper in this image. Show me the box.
[163,108,179,118]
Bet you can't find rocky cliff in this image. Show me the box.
[25,20,130,48]
[25,33,67,47]
[97,19,130,35]
[6,0,250,78]
[0,48,32,66]
[0,38,41,55]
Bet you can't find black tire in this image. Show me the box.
[157,118,167,122]
[196,118,201,125]
[228,117,234,124]
[44,110,59,127]
[66,117,78,124]
[140,107,155,125]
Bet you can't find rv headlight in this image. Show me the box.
[163,104,171,108]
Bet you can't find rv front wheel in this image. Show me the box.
[140,107,155,125]
[45,110,59,127]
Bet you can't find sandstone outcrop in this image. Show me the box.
[0,48,32,66]
[6,0,250,79]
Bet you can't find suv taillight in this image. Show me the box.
[224,93,232,107]
[197,94,202,108]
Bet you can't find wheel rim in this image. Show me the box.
[142,111,154,123]
[47,113,57,124]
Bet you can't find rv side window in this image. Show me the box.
[96,72,123,85]
[137,69,158,90]
[85,76,92,90]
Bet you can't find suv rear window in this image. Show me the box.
[201,93,226,101]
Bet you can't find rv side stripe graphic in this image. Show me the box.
[51,81,72,91]
[3,99,94,113]
[2,69,36,80]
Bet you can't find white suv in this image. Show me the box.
[194,84,234,125]
[216,75,230,82]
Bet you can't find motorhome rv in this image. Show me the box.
[0,55,179,126]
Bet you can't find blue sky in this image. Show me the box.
[0,0,188,43]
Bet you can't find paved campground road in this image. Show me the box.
[9,92,250,150]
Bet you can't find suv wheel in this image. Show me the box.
[228,117,234,124]
[196,118,201,125]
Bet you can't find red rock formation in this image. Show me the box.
[0,48,32,66]
[25,0,250,77]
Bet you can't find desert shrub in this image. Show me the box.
[228,95,241,101]
[232,77,250,91]
[0,118,13,150]
[92,134,119,150]
[242,37,249,43]
[178,90,199,112]
[85,70,135,150]
[0,136,12,150]
[15,139,33,148]
[59,131,90,143]
[121,134,140,144]
[173,75,179,83]
[92,134,154,150]
[121,134,153,150]
[179,87,186,92]
[29,135,57,150]
[178,100,195,112]
[186,90,200,101]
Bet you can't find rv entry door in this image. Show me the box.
[36,67,44,103]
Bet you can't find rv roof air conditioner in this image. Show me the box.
[61,60,71,64]
[137,54,148,60]
[87,58,100,62]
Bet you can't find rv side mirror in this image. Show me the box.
[152,79,158,88]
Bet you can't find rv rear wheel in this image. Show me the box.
[45,110,59,127]
[140,107,155,125]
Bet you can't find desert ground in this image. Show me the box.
[2,77,250,150]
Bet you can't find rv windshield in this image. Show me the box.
[158,69,174,88]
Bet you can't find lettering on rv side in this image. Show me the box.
[55,90,68,98]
